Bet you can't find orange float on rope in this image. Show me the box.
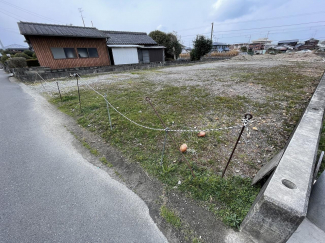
[180,144,187,152]
[198,131,206,137]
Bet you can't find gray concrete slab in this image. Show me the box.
[286,218,325,243]
[307,171,325,232]
[252,149,284,185]
[0,69,168,242]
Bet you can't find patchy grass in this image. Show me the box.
[49,63,322,228]
[81,139,99,156]
[100,156,113,167]
[160,205,182,228]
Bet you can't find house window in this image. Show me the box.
[51,47,77,59]
[77,48,89,58]
[64,48,77,58]
[77,48,99,58]
[88,48,99,58]
[51,48,66,59]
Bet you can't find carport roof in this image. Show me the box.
[18,22,107,38]
[102,30,157,45]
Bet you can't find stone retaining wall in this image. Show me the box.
[10,57,232,82]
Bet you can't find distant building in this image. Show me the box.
[249,43,266,54]
[3,44,29,53]
[212,42,230,52]
[278,39,299,46]
[230,43,249,51]
[305,38,319,46]
[249,38,272,54]
[181,46,192,54]
[102,30,164,65]
[296,38,319,51]
[251,38,272,44]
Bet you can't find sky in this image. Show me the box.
[0,0,325,48]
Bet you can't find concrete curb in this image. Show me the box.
[240,71,325,243]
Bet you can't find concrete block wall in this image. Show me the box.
[11,56,232,82]
[240,71,325,243]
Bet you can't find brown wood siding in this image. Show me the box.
[148,49,164,62]
[28,36,110,69]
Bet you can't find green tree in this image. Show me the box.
[0,55,9,64]
[240,46,247,52]
[149,30,182,60]
[14,53,32,59]
[23,50,34,57]
[190,35,212,61]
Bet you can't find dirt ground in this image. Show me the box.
[27,52,325,243]
[30,52,325,178]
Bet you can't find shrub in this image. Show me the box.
[1,55,9,64]
[14,53,32,59]
[7,57,27,68]
[26,59,40,67]
[23,50,34,57]
[190,49,199,61]
[32,53,37,58]
[191,35,212,61]
[240,46,247,52]
[209,50,239,57]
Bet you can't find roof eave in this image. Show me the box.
[23,34,106,39]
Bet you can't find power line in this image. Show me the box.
[209,25,325,39]
[176,11,325,33]
[0,9,21,20]
[0,0,66,24]
[214,21,325,33]
[180,21,325,38]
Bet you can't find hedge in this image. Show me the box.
[26,59,40,67]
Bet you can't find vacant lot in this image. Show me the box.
[31,52,325,228]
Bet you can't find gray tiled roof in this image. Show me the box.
[102,31,157,45]
[18,22,107,38]
[278,39,299,43]
[212,42,229,46]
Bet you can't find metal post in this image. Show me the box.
[104,94,113,131]
[145,97,195,177]
[211,22,214,40]
[160,128,168,166]
[36,73,45,90]
[56,82,62,101]
[222,114,252,178]
[76,75,82,112]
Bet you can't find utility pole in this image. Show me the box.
[266,31,270,39]
[78,8,85,27]
[247,35,251,50]
[91,21,94,27]
[211,22,214,41]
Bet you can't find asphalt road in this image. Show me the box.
[0,69,168,243]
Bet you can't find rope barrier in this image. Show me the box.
[35,72,253,133]
[83,79,251,132]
